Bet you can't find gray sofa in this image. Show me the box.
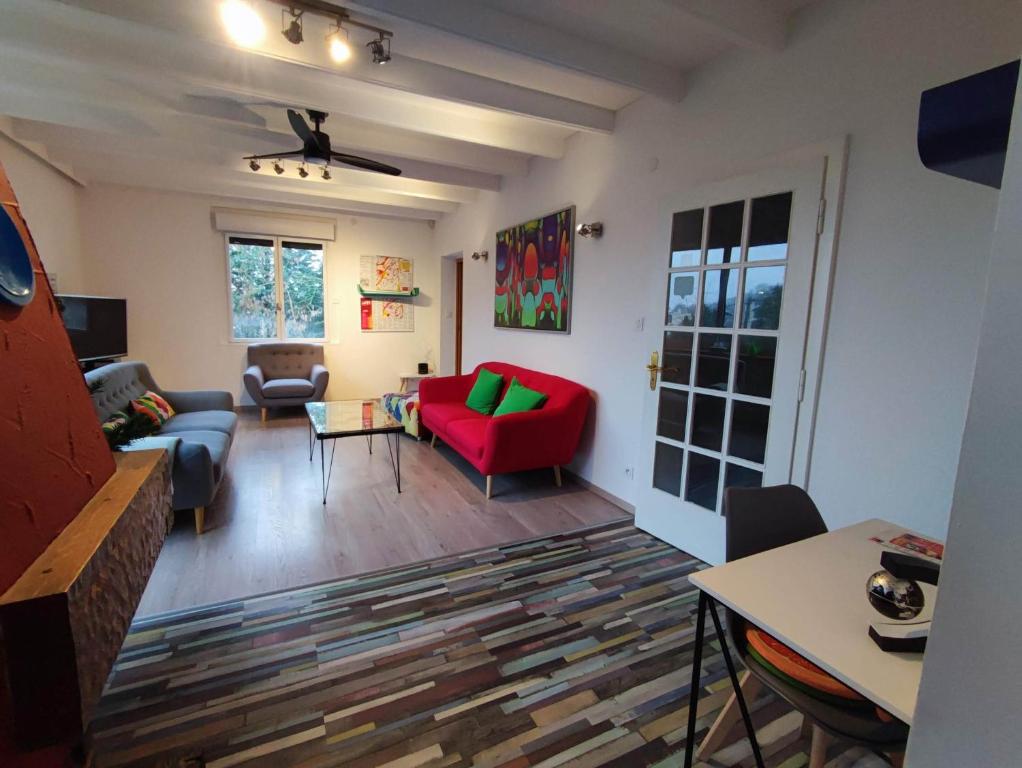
[85,361,237,534]
[243,342,329,420]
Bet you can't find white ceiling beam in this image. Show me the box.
[660,0,787,51]
[348,0,687,100]
[53,0,613,134]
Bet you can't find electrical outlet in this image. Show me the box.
[624,466,634,479]
[634,317,645,332]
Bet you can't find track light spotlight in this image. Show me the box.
[328,24,352,63]
[220,0,265,48]
[576,221,604,238]
[367,35,391,64]
[248,159,261,171]
[273,161,285,175]
[322,167,332,180]
[281,7,304,45]
[298,164,309,178]
[471,250,488,262]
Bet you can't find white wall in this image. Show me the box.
[434,0,1021,537]
[906,68,1022,768]
[0,134,89,294]
[78,184,439,402]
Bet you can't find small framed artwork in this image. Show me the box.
[494,206,574,333]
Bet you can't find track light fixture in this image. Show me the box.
[298,164,309,178]
[576,221,604,238]
[281,7,304,45]
[367,35,391,65]
[273,161,285,175]
[328,24,352,63]
[248,159,261,171]
[220,1,395,64]
[321,167,332,180]
[471,250,489,262]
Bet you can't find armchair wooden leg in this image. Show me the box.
[194,506,206,535]
[553,465,562,487]
[260,407,267,422]
[430,433,437,448]
[697,670,762,760]
[809,724,831,768]
[486,475,493,499]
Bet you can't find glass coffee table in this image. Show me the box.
[306,400,404,504]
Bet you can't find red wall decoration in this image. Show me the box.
[0,161,115,596]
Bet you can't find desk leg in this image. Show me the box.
[308,419,313,462]
[707,595,765,768]
[684,591,708,768]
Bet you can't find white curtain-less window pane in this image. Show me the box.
[228,238,276,339]
[281,242,325,339]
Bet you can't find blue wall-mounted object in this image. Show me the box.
[0,203,35,307]
[918,60,1020,189]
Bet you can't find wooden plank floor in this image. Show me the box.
[136,409,628,616]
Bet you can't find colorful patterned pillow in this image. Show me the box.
[131,391,175,426]
[101,410,129,435]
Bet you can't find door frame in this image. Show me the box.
[455,257,464,375]
[634,137,849,561]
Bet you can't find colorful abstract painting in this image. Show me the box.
[495,206,574,333]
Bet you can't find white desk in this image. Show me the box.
[689,518,938,725]
[399,372,433,393]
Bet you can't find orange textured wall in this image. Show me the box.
[0,161,115,596]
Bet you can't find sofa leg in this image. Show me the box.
[486,475,493,499]
[260,407,267,422]
[553,465,562,487]
[194,506,206,535]
[430,433,437,448]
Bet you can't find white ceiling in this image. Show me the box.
[0,0,817,220]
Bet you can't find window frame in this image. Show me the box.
[224,232,329,343]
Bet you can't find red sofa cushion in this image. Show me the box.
[445,418,487,459]
[421,401,487,432]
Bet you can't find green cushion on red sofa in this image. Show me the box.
[493,377,547,416]
[465,367,504,415]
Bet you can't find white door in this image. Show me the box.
[635,159,826,564]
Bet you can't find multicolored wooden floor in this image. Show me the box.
[89,520,888,767]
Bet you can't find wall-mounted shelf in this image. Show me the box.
[357,286,420,298]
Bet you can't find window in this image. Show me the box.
[227,235,326,341]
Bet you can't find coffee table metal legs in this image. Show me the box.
[684,590,764,768]
[320,437,338,505]
[385,431,401,493]
[319,432,402,504]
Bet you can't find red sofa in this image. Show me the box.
[419,362,590,498]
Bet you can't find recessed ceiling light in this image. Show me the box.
[328,26,352,63]
[273,161,285,175]
[220,0,265,48]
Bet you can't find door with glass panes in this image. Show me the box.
[635,160,825,565]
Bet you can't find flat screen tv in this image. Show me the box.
[57,295,127,362]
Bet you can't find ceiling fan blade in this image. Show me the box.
[331,152,402,176]
[243,150,306,160]
[287,109,321,151]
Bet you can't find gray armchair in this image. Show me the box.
[84,361,237,534]
[243,342,329,420]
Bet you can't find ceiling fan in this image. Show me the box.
[244,109,402,176]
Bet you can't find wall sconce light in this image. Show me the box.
[576,222,604,238]
[471,250,488,262]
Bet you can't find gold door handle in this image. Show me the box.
[646,351,678,390]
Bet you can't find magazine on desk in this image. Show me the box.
[869,529,944,561]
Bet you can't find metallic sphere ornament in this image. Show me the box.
[867,569,925,620]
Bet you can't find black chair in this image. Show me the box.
[698,484,908,768]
